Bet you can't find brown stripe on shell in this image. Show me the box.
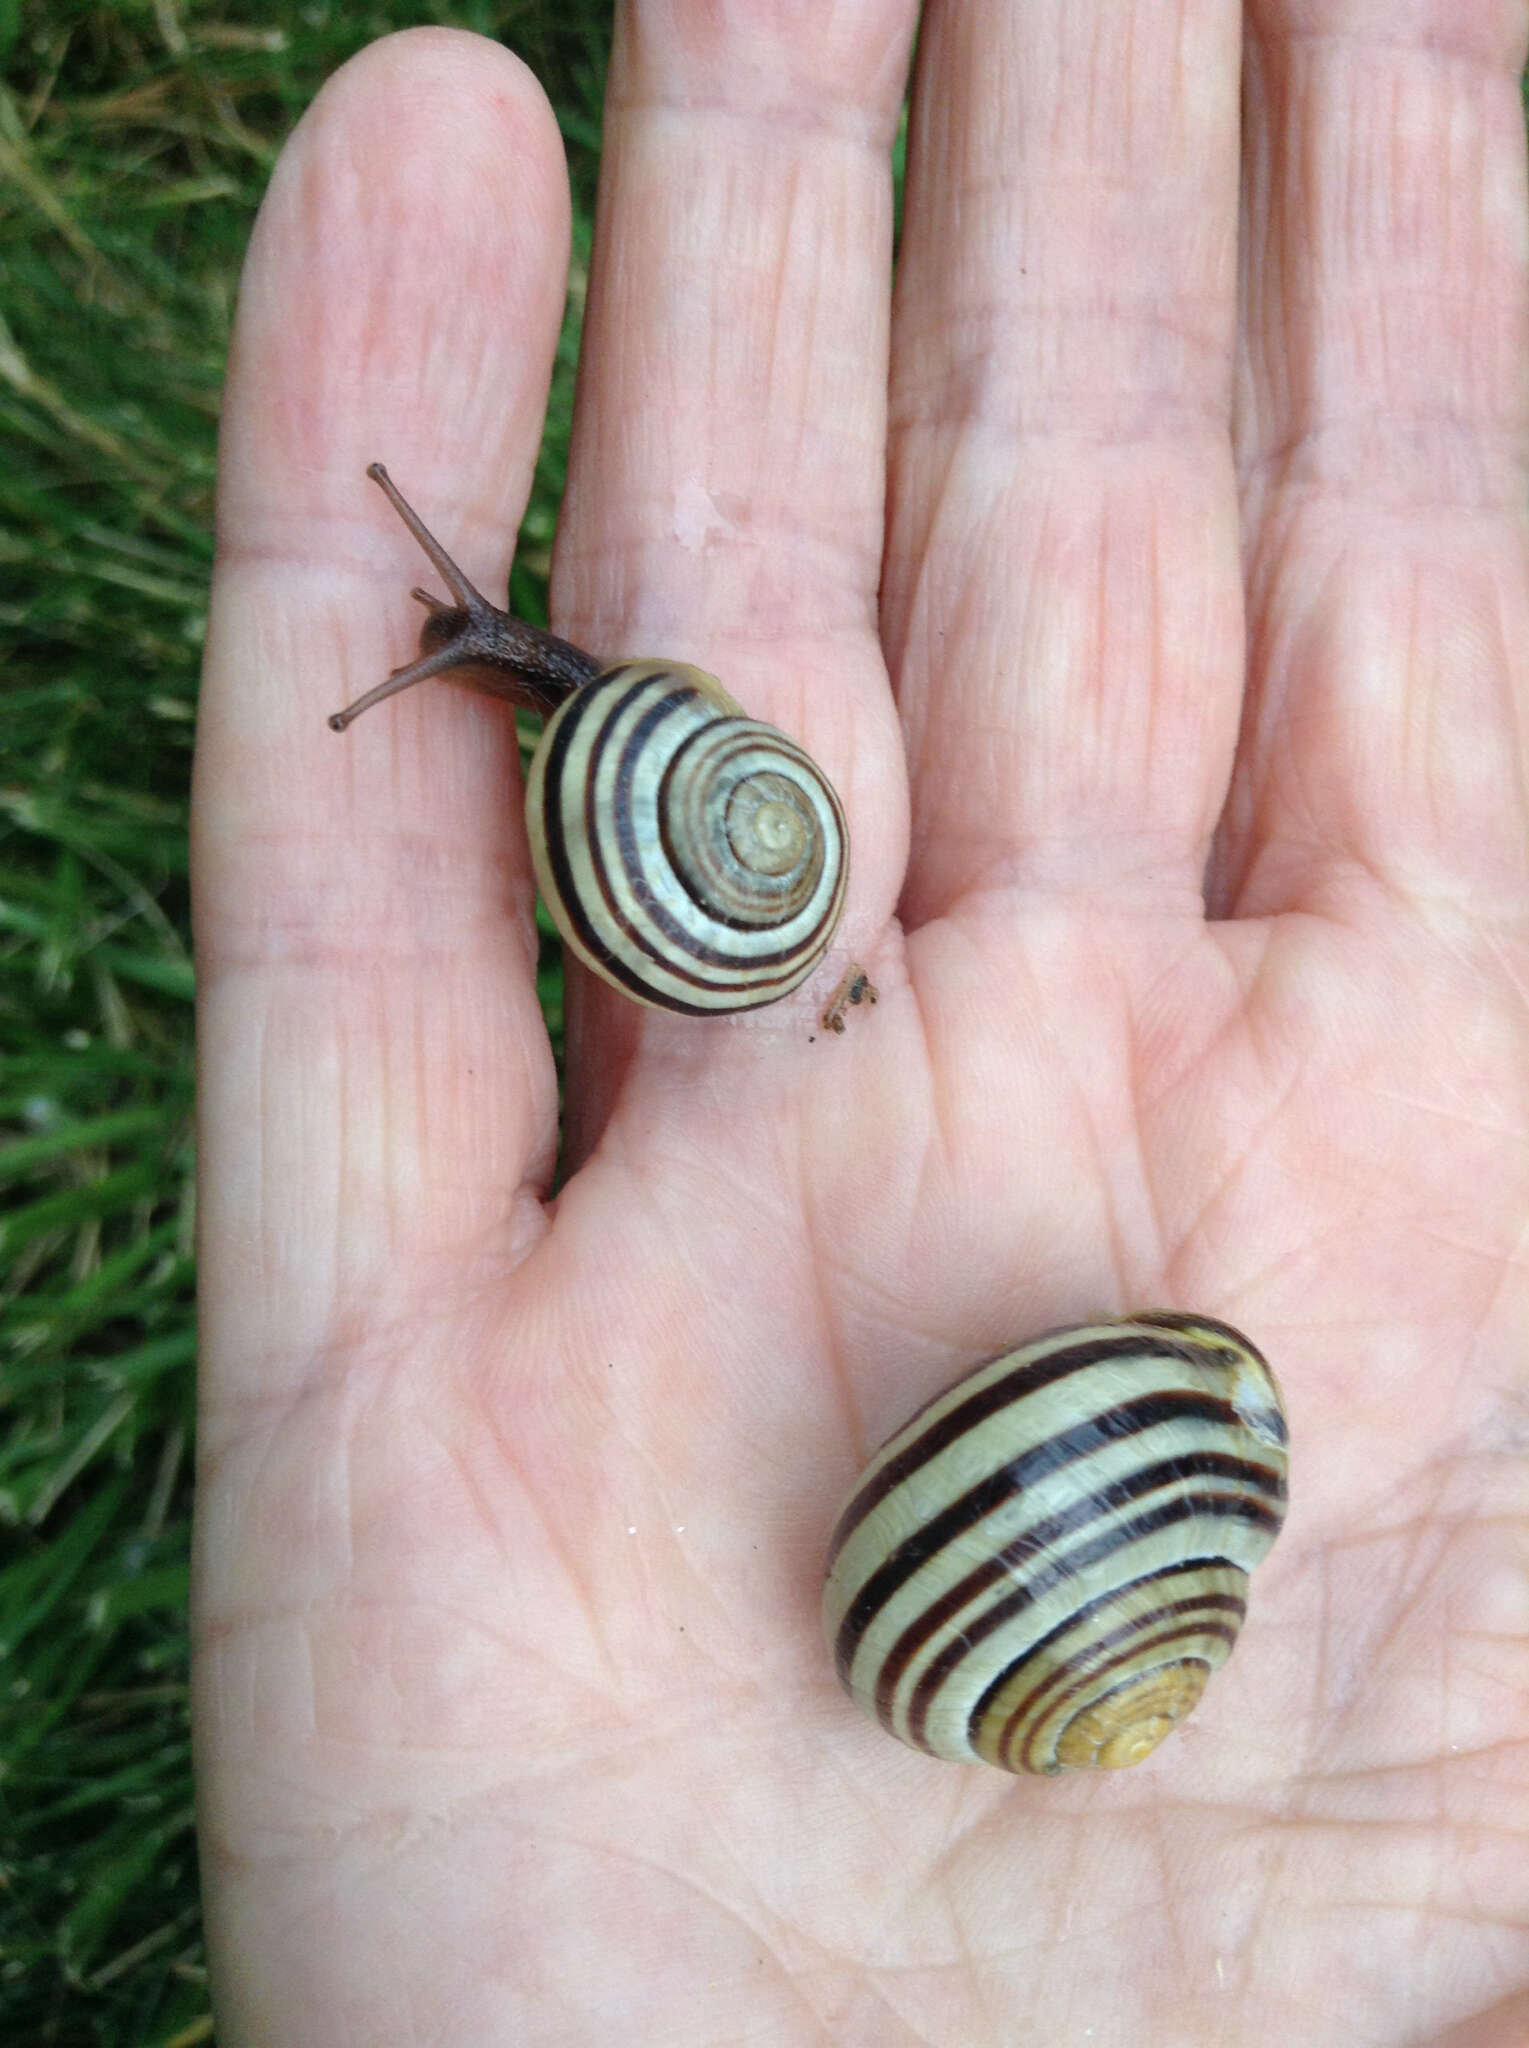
[987,1580,1247,1772]
[899,1480,1282,1748]
[839,1417,1293,1687]
[825,1332,1163,1567]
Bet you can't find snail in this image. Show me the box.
[330,465,848,1015]
[822,1313,1289,1775]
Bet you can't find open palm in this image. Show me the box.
[192,7,1529,2043]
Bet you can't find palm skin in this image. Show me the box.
[191,5,1529,2044]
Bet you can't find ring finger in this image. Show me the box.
[885,0,1247,926]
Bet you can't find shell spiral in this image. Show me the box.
[526,661,848,1014]
[822,1314,1289,1775]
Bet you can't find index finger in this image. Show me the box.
[193,30,571,1399]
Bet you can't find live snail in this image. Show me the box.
[823,1313,1289,1774]
[330,465,847,1015]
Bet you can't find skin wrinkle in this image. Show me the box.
[1344,1564,1455,1785]
[802,1190,867,1470]
[199,838,538,947]
[336,1001,376,1275]
[1385,1480,1495,1660]
[1241,409,1515,526]
[1143,507,1190,856]
[777,164,826,487]
[1239,544,1526,910]
[1316,1494,1496,1595]
[888,452,980,821]
[1479,1210,1529,1344]
[423,1417,528,1589]
[1247,13,1529,74]
[1142,1797,1201,2012]
[607,52,910,148]
[1238,409,1528,515]
[1123,915,1242,1111]
[1050,951,1151,1300]
[1148,983,1309,1262]
[381,997,408,1266]
[212,1598,589,1742]
[1306,1598,1455,1788]
[554,518,883,635]
[899,967,958,1266]
[762,155,808,469]
[689,1819,829,1984]
[829,1974,968,2047]
[891,314,1233,443]
[252,1173,521,1381]
[1239,1829,1301,2026]
[1225,559,1336,895]
[529,1820,797,1986]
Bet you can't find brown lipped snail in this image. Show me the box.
[330,466,848,1015]
[822,1313,1289,1774]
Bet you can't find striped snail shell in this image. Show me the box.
[822,1314,1289,1775]
[526,661,846,1014]
[330,466,847,1015]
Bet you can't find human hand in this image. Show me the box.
[191,6,1529,2042]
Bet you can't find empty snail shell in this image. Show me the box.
[330,466,847,1014]
[822,1313,1289,1775]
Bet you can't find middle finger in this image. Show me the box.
[550,0,919,1089]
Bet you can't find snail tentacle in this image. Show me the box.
[328,466,602,730]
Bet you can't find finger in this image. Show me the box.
[1227,0,1529,917]
[884,0,1246,925]
[193,31,570,1397]
[548,0,918,1094]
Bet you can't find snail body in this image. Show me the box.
[331,467,847,1014]
[822,1314,1288,1775]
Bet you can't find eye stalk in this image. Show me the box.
[327,463,600,731]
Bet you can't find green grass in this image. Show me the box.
[0,4,608,2039]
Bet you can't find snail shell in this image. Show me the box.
[822,1314,1289,1775]
[526,660,847,1014]
[330,467,847,1016]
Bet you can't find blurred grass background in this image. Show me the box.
[0,4,609,2041]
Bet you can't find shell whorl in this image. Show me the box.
[821,1314,1289,1775]
[526,661,848,1015]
